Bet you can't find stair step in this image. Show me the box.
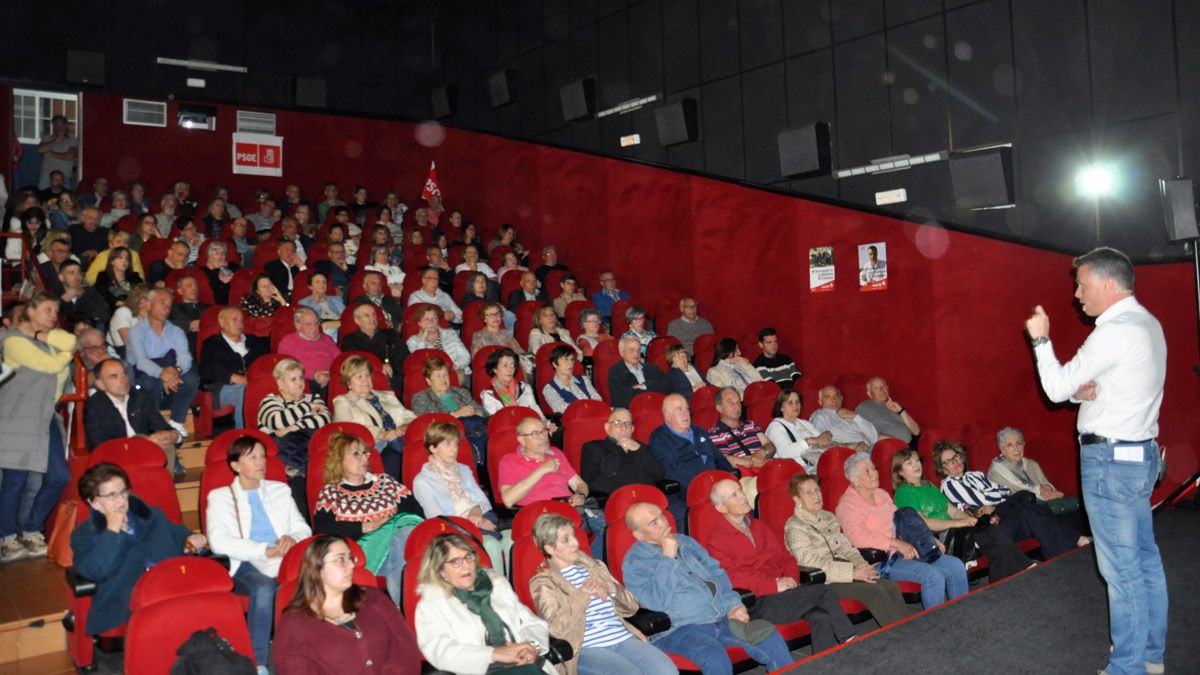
[177,440,209,469]
[0,611,67,664]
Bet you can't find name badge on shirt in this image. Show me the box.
[1113,445,1144,463]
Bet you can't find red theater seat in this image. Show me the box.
[124,593,255,672]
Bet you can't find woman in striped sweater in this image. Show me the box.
[257,358,331,481]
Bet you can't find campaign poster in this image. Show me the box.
[232,132,284,176]
[809,246,835,293]
[858,242,887,292]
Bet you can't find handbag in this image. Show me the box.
[892,507,941,563]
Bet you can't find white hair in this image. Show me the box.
[843,452,873,480]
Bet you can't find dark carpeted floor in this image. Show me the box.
[785,507,1200,674]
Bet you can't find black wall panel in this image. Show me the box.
[944,0,1016,150]
[1017,128,1095,250]
[702,75,744,178]
[783,0,832,56]
[570,25,599,85]
[1091,114,1181,258]
[1088,0,1177,126]
[666,88,706,171]
[543,38,572,126]
[884,0,941,28]
[628,0,665,98]
[786,48,839,201]
[663,0,701,93]
[601,113,635,158]
[1011,0,1090,139]
[886,17,949,155]
[699,0,741,84]
[598,11,632,109]
[571,116,604,153]
[834,35,891,167]
[519,50,548,137]
[830,0,884,44]
[570,0,599,32]
[742,63,788,183]
[631,104,670,164]
[545,0,571,40]
[1177,0,1200,181]
[740,0,784,71]
[497,0,523,64]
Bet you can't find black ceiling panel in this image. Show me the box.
[630,103,670,164]
[600,112,635,158]
[497,0,524,64]
[944,0,1017,150]
[571,115,604,152]
[783,0,833,56]
[1177,0,1200,180]
[544,0,571,40]
[570,0,599,31]
[830,0,884,44]
[886,17,949,155]
[785,49,837,135]
[1017,128,1096,251]
[598,11,632,109]
[61,0,114,54]
[699,0,740,84]
[836,171,895,209]
[519,49,548,137]
[834,35,891,167]
[740,0,784,71]
[1011,0,1090,139]
[569,25,599,84]
[519,0,547,52]
[628,0,665,98]
[497,58,525,136]
[742,63,788,183]
[1088,0,1177,127]
[543,38,572,127]
[597,0,628,17]
[663,0,701,93]
[888,161,957,227]
[701,75,744,178]
[240,71,292,110]
[884,0,941,28]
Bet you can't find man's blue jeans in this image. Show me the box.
[0,421,70,538]
[653,617,792,675]
[1080,440,1167,675]
[135,366,200,425]
[217,383,246,430]
[887,554,969,609]
[232,563,278,667]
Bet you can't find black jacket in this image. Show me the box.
[84,388,173,448]
[506,288,549,313]
[580,437,665,496]
[199,333,267,400]
[264,259,304,302]
[350,293,405,327]
[607,361,672,409]
[61,287,111,329]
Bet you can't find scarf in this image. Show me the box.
[450,572,511,647]
[427,459,474,516]
[495,378,519,406]
[996,457,1034,489]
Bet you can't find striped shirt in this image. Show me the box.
[558,565,631,648]
[708,420,765,459]
[256,394,331,434]
[940,471,1010,509]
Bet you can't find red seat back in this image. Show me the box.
[631,407,664,446]
[486,405,541,438]
[328,351,389,402]
[758,485,798,540]
[645,336,682,373]
[873,437,915,494]
[591,339,621,404]
[563,301,594,340]
[745,396,775,430]
[688,500,725,541]
[402,516,490,566]
[194,305,228,362]
[757,458,806,497]
[227,268,257,307]
[692,334,718,376]
[460,301,485,348]
[510,499,582,541]
[544,270,569,298]
[126,466,183,524]
[743,380,781,407]
[401,413,475,486]
[404,348,459,406]
[509,524,589,610]
[88,437,166,469]
[125,593,255,671]
[166,267,216,305]
[514,301,542,351]
[609,299,632,338]
[690,385,720,417]
[489,245,515,270]
[205,428,281,465]
[487,427,524,501]
[628,392,666,421]
[918,429,956,481]
[269,305,298,352]
[129,556,232,612]
[137,238,174,268]
[563,414,607,473]
[816,446,859,512]
[338,303,390,346]
[279,535,369,585]
[199,457,289,531]
[686,469,739,508]
[604,485,674,583]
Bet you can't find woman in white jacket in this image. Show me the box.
[206,435,311,672]
[415,533,555,675]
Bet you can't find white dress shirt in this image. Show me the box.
[1034,296,1166,440]
[106,392,138,437]
[809,407,879,447]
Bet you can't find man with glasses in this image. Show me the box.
[580,408,665,495]
[497,417,606,558]
[667,297,714,357]
[84,358,180,451]
[590,269,630,324]
[808,385,875,453]
[407,266,462,325]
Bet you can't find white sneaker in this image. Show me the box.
[167,420,189,439]
[1,535,29,563]
[19,532,48,557]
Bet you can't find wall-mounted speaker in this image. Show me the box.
[655,98,698,146]
[294,77,327,108]
[67,50,107,85]
[949,147,1014,210]
[431,85,457,119]
[778,122,831,178]
[560,77,596,122]
[1158,178,1199,241]
[488,70,516,107]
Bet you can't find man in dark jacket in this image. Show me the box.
[580,407,676,525]
[264,240,307,303]
[648,393,734,533]
[506,270,549,313]
[58,259,110,330]
[84,358,178,450]
[607,336,671,409]
[340,302,407,394]
[199,307,265,429]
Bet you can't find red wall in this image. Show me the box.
[77,91,1199,499]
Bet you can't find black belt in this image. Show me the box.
[1079,433,1154,446]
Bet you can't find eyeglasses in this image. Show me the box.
[519,428,550,437]
[941,456,963,467]
[324,554,358,566]
[600,277,615,283]
[444,551,477,569]
[96,488,130,501]
[483,312,501,318]
[349,449,372,459]
[610,420,633,428]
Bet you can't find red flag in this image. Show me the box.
[421,161,442,202]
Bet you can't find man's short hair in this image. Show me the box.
[49,170,64,179]
[292,306,318,323]
[758,327,777,342]
[93,357,123,379]
[1074,246,1134,292]
[59,259,82,272]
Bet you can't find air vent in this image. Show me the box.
[237,110,276,135]
[123,99,167,127]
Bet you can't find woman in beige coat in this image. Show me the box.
[783,474,909,627]
[331,354,416,480]
[528,514,677,675]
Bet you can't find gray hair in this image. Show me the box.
[619,335,641,351]
[714,385,738,409]
[843,451,873,480]
[995,426,1024,447]
[272,357,305,380]
[625,305,646,322]
[578,308,601,328]
[1074,246,1134,292]
[292,306,318,323]
[531,513,575,557]
[206,240,228,255]
[709,479,737,507]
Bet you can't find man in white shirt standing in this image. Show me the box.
[1025,246,1167,675]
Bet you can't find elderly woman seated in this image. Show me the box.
[206,435,312,669]
[892,448,1034,582]
[783,473,908,627]
[70,462,207,636]
[575,308,614,359]
[620,306,654,354]
[471,302,533,372]
[411,356,489,463]
[835,451,968,609]
[313,432,424,602]
[257,357,332,512]
[412,421,511,574]
[935,440,1088,560]
[407,304,471,380]
[530,513,678,675]
[704,338,763,394]
[541,345,602,416]
[987,427,1080,516]
[274,535,421,674]
[528,305,577,356]
[332,354,416,480]
[665,343,706,399]
[415,533,556,675]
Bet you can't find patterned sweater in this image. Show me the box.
[312,473,424,539]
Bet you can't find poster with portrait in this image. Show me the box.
[809,246,835,293]
[858,242,888,292]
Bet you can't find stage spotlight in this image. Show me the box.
[1077,164,1115,197]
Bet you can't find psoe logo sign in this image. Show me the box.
[232,133,283,176]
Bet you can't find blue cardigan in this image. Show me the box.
[648,424,734,492]
[70,496,191,635]
[622,534,742,639]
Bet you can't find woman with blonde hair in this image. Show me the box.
[257,358,331,496]
[332,354,415,479]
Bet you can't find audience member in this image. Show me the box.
[409,267,464,324]
[607,336,671,409]
[257,358,331,485]
[855,376,921,444]
[264,240,307,303]
[665,298,713,357]
[349,272,400,327]
[146,240,189,286]
[764,390,834,473]
[752,327,801,387]
[316,240,356,298]
[507,270,549,312]
[58,259,111,330]
[425,245,456,293]
[455,244,497,279]
[297,271,345,337]
[128,182,150,215]
[363,243,405,297]
[279,307,341,398]
[410,357,489,464]
[528,305,576,356]
[127,288,200,460]
[154,193,178,237]
[407,305,471,377]
[649,394,734,531]
[200,240,240,305]
[534,245,569,286]
[247,192,277,233]
[705,339,763,394]
[199,307,265,429]
[85,358,179,450]
[620,306,655,353]
[317,182,345,222]
[808,386,876,452]
[49,190,81,230]
[622,502,793,675]
[332,355,414,479]
[175,219,205,265]
[39,235,72,295]
[240,274,286,344]
[580,408,666,499]
[68,208,107,266]
[662,343,703,399]
[575,308,614,358]
[707,387,774,503]
[77,327,117,376]
[78,176,109,209]
[470,302,527,364]
[202,197,229,238]
[341,303,407,392]
[106,283,150,358]
[552,274,586,320]
[226,216,256,266]
[167,275,207,356]
[39,168,68,201]
[85,230,144,284]
[590,270,630,323]
[987,427,1075,514]
[480,348,544,419]
[172,180,198,219]
[497,249,527,281]
[92,246,142,313]
[542,345,602,414]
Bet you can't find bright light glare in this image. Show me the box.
[1077,164,1114,197]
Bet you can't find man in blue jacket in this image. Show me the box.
[622,501,793,675]
[648,393,734,531]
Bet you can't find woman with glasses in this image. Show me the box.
[274,535,421,675]
[528,305,577,357]
[415,532,556,675]
[312,433,423,603]
[70,462,206,635]
[470,302,531,371]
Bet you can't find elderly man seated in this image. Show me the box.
[580,408,665,497]
[340,303,408,394]
[808,386,876,452]
[622,501,794,675]
[607,335,671,409]
[506,270,549,312]
[167,275,207,356]
[666,297,714,357]
[353,270,405,326]
[200,307,266,429]
[407,267,463,325]
[534,244,569,285]
[702,479,856,653]
[497,417,605,558]
[649,394,734,533]
[84,358,180,451]
[264,239,307,303]
[854,376,920,445]
[590,269,629,323]
[278,306,341,399]
[707,386,775,505]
